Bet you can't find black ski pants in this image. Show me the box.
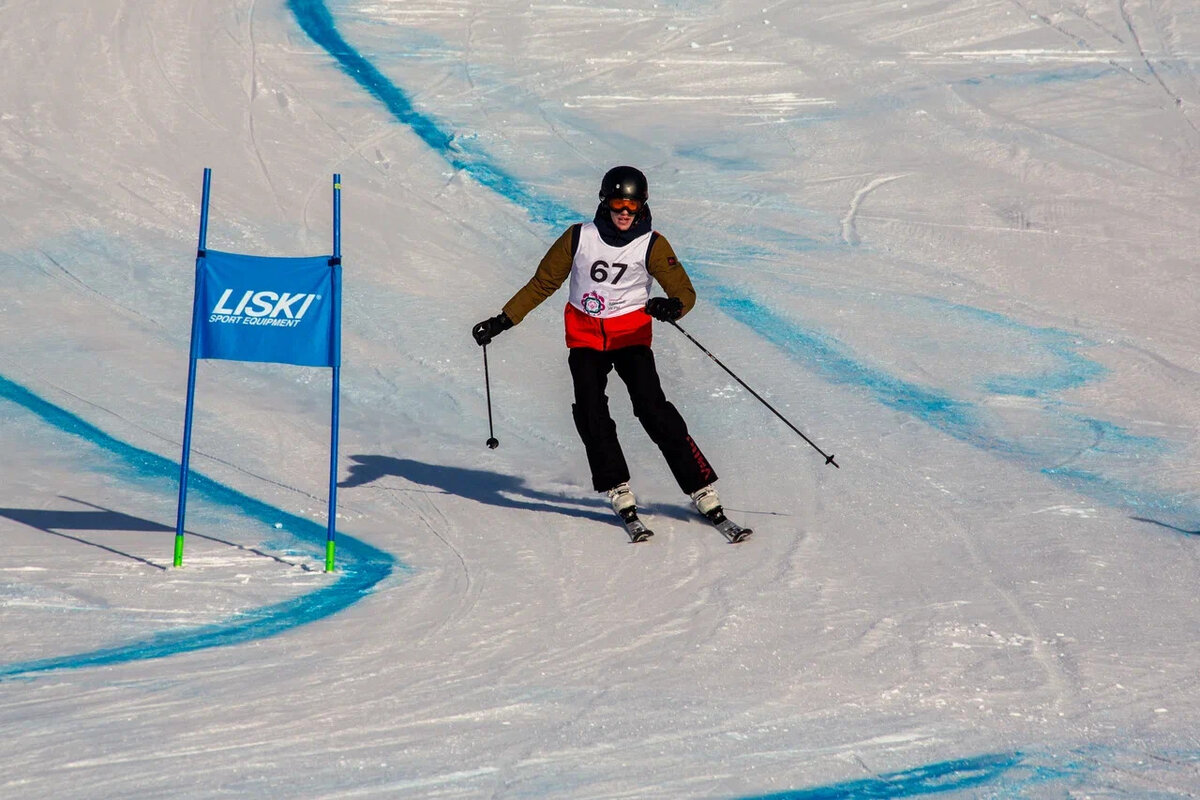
[568,345,717,495]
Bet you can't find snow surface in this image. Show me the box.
[2,0,1199,796]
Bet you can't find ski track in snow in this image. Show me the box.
[5,0,1175,684]
[288,0,1196,529]
[286,1,1200,794]
[0,374,400,680]
[3,0,1198,796]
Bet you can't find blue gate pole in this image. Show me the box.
[326,173,343,573]
[175,167,212,567]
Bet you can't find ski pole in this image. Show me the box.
[669,320,839,468]
[482,343,499,449]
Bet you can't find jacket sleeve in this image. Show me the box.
[501,226,576,325]
[646,234,697,317]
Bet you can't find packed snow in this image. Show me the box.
[1,0,1198,796]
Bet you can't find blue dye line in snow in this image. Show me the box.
[0,374,399,679]
[922,298,1108,398]
[287,0,579,231]
[734,750,1087,799]
[285,3,1197,530]
[711,290,1191,522]
[272,7,1189,798]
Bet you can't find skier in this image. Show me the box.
[472,165,734,539]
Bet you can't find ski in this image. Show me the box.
[618,507,654,543]
[704,507,753,543]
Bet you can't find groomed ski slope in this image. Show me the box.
[2,0,1198,796]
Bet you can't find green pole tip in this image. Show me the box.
[173,534,185,568]
[325,540,336,573]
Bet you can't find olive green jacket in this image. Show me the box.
[501,224,697,325]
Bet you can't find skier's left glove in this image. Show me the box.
[472,312,513,346]
[645,297,684,322]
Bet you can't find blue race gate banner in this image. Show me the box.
[196,250,340,368]
[177,169,344,573]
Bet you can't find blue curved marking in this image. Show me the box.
[710,290,1187,523]
[0,374,398,679]
[282,0,1200,532]
[734,750,1089,799]
[277,6,1194,796]
[288,0,578,231]
[736,752,1021,799]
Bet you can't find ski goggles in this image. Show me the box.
[606,197,643,214]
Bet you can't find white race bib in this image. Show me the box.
[567,223,653,318]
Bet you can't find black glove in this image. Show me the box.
[472,312,513,346]
[645,297,684,322]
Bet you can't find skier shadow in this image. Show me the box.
[1131,517,1199,537]
[339,455,698,524]
[0,496,315,571]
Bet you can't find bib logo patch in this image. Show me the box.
[580,291,606,316]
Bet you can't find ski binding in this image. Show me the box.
[619,507,654,543]
[705,507,752,543]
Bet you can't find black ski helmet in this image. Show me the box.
[598,166,649,203]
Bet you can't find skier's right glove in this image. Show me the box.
[472,312,513,346]
[645,297,684,322]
